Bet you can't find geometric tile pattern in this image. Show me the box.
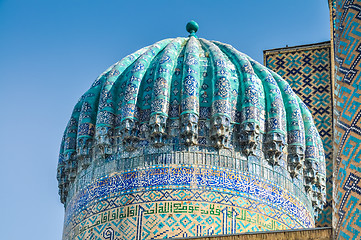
[58,25,327,240]
[71,201,289,240]
[264,42,333,227]
[330,0,361,239]
[62,165,314,240]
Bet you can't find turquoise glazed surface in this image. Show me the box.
[330,0,361,239]
[58,24,326,239]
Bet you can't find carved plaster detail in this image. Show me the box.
[264,132,285,166]
[95,126,114,156]
[77,138,92,168]
[149,114,167,147]
[287,145,304,178]
[120,119,139,151]
[181,113,198,146]
[210,115,230,149]
[304,159,316,193]
[239,122,260,156]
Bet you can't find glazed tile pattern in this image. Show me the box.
[58,34,327,239]
[264,42,333,227]
[63,165,313,240]
[330,0,361,239]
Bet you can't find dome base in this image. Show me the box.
[62,163,314,240]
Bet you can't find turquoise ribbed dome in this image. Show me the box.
[57,35,326,217]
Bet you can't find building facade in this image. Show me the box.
[56,0,361,238]
[329,0,361,239]
[263,1,361,238]
[264,42,333,227]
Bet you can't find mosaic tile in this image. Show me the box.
[58,27,327,239]
[63,166,312,240]
[331,0,361,238]
[264,42,333,227]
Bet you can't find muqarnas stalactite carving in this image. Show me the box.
[181,113,199,146]
[210,115,231,149]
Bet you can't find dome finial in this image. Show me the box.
[186,20,199,37]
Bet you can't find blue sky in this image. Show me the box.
[0,0,330,239]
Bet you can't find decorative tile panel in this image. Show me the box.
[264,42,333,227]
[330,0,361,239]
[63,165,313,240]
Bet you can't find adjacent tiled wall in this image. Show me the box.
[264,42,333,227]
[330,0,361,239]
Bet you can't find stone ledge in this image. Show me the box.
[165,227,332,240]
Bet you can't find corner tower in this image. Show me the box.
[57,22,326,239]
